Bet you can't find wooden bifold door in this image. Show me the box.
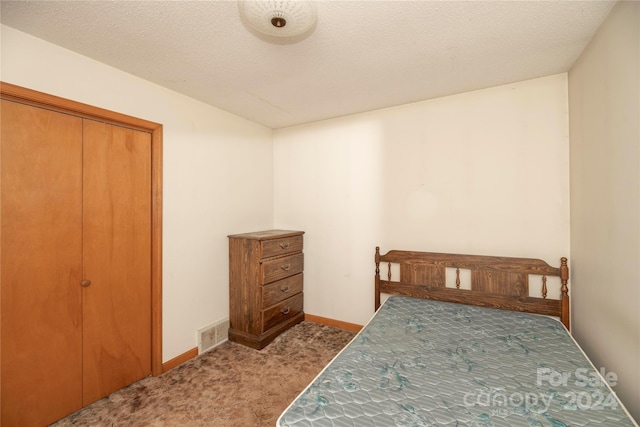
[1,89,161,426]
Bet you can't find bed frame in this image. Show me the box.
[375,247,570,330]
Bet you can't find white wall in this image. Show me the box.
[274,74,570,326]
[568,1,640,421]
[1,25,274,362]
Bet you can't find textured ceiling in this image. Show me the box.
[1,0,615,129]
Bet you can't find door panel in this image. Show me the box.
[1,100,83,426]
[81,120,152,405]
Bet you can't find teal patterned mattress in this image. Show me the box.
[277,296,637,427]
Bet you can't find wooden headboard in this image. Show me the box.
[375,247,570,330]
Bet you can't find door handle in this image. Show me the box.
[81,279,91,287]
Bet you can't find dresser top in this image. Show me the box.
[228,229,304,240]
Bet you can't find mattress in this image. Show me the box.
[277,296,637,426]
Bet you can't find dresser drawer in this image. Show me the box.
[261,253,304,284]
[262,293,303,332]
[261,235,303,259]
[263,274,303,308]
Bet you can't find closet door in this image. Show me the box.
[1,100,84,425]
[81,120,152,405]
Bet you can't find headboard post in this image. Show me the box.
[560,257,570,330]
[375,246,381,310]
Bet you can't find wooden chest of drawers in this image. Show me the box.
[228,230,305,349]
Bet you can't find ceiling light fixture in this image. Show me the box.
[238,0,317,41]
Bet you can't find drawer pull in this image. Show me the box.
[280,285,290,293]
[281,264,291,271]
[279,242,290,249]
[281,307,290,315]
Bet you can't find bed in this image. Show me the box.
[277,247,638,426]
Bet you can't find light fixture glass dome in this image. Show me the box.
[238,0,317,39]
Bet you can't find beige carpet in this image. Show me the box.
[51,321,355,427]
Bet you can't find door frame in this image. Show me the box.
[1,82,164,377]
